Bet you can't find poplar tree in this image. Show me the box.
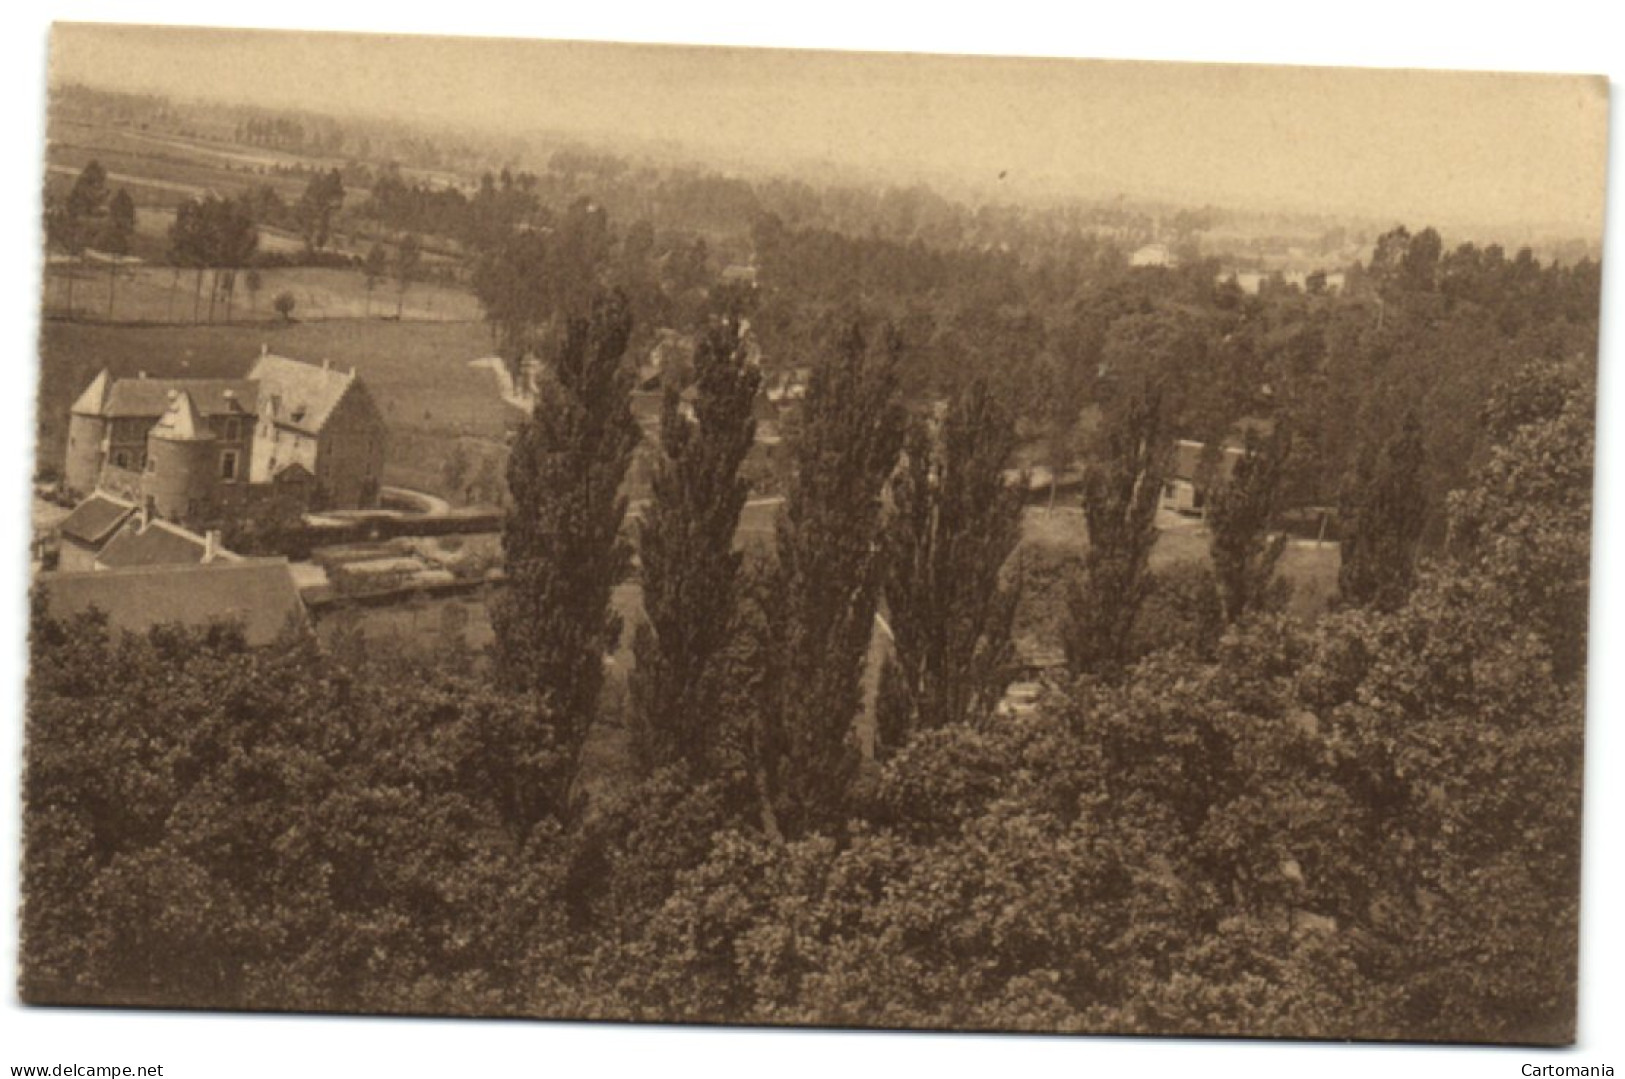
[876,380,1023,756]
[362,243,387,317]
[1064,379,1168,677]
[630,315,763,779]
[100,188,136,318]
[393,233,422,319]
[492,290,641,825]
[1338,412,1427,612]
[1208,430,1290,624]
[763,321,905,838]
[296,168,345,253]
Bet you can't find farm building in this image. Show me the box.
[54,491,239,572]
[247,351,387,509]
[36,558,307,647]
[64,348,386,528]
[55,491,137,572]
[1161,439,1249,517]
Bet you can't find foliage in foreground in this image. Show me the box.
[21,359,1589,1044]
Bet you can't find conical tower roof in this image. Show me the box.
[70,369,112,416]
[150,390,214,441]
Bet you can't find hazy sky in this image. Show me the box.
[49,23,1610,237]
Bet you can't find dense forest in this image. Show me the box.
[23,166,1597,1039]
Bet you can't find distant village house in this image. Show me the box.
[1161,438,1249,517]
[1130,243,1176,268]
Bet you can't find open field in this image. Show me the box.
[38,319,510,496]
[47,122,458,266]
[47,141,305,211]
[1021,504,1218,566]
[132,206,307,253]
[48,120,471,262]
[43,262,480,325]
[51,118,471,196]
[1019,504,1341,626]
[49,120,333,208]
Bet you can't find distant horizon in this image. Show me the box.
[47,23,1610,245]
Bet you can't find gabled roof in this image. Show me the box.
[249,354,357,435]
[96,518,232,570]
[57,492,136,547]
[150,390,212,441]
[36,558,307,647]
[97,378,258,419]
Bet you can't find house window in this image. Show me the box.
[145,456,156,473]
[112,450,130,469]
[220,450,240,481]
[225,418,241,442]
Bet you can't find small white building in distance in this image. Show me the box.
[1130,243,1176,268]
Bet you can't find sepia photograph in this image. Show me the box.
[4,6,1620,1075]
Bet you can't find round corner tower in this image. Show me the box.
[64,369,113,497]
[142,390,218,525]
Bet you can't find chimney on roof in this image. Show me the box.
[261,342,269,357]
[322,359,331,372]
[203,529,222,563]
[138,370,148,379]
[141,497,154,529]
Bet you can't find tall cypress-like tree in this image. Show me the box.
[876,380,1023,756]
[204,195,259,324]
[1338,412,1427,611]
[1064,379,1168,677]
[630,315,763,779]
[100,188,136,319]
[393,234,422,319]
[492,290,641,824]
[474,228,554,366]
[65,159,109,224]
[296,168,345,253]
[763,321,904,838]
[1208,430,1290,624]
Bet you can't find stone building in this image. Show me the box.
[63,350,386,530]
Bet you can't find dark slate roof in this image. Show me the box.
[95,519,215,569]
[100,378,259,419]
[58,493,136,547]
[36,559,307,647]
